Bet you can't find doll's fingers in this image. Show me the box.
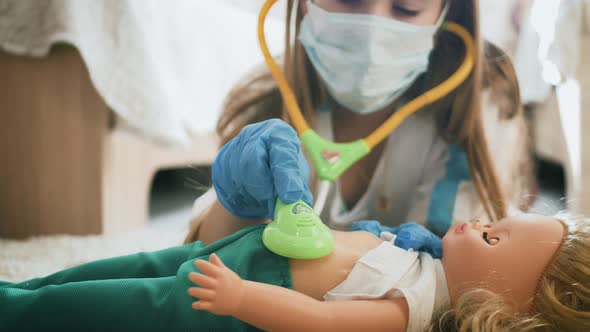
[209,253,226,268]
[192,300,213,311]
[188,272,218,289]
[187,287,216,301]
[194,259,221,277]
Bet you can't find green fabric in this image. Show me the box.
[0,224,292,331]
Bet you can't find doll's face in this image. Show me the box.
[302,0,445,25]
[441,214,566,310]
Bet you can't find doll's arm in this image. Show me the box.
[188,254,409,332]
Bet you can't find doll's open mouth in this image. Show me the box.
[454,223,467,233]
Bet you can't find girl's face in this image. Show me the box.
[303,0,446,25]
[441,214,566,310]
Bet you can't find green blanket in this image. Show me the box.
[0,224,292,331]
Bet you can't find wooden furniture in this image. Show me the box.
[531,8,590,216]
[0,47,218,239]
[582,29,590,217]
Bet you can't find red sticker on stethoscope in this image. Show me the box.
[321,149,340,164]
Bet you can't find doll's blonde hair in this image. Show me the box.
[429,212,590,331]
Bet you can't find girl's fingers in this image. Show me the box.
[192,301,213,311]
[194,259,221,277]
[209,253,226,268]
[188,272,218,289]
[188,287,216,301]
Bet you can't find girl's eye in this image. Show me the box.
[337,0,363,7]
[483,232,500,245]
[393,4,419,17]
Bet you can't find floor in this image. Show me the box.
[527,159,567,215]
[149,167,212,228]
[149,159,567,226]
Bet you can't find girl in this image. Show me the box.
[1,213,588,331]
[186,0,531,245]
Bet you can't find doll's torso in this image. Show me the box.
[289,230,385,300]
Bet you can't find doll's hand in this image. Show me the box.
[188,253,244,316]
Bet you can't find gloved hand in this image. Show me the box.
[351,221,443,258]
[212,119,313,220]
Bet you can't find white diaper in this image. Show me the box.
[324,242,449,332]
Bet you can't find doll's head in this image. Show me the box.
[433,212,590,331]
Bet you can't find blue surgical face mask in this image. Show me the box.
[298,1,447,114]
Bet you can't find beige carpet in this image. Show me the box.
[0,224,187,282]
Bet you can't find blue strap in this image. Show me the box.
[426,144,471,237]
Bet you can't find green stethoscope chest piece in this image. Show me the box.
[258,0,474,260]
[262,199,334,260]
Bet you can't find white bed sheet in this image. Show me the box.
[0,0,286,147]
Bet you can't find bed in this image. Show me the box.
[511,0,590,216]
[2,0,587,240]
[0,0,285,238]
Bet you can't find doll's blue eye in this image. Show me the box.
[483,232,499,245]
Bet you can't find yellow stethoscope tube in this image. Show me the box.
[258,0,310,135]
[258,0,475,260]
[258,0,475,185]
[365,22,475,149]
[258,0,475,146]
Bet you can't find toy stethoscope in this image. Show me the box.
[258,0,475,259]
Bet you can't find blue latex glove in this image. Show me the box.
[212,119,313,220]
[351,221,443,258]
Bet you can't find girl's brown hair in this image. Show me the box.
[217,0,523,222]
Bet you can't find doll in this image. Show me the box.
[2,213,588,331]
[188,213,590,331]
